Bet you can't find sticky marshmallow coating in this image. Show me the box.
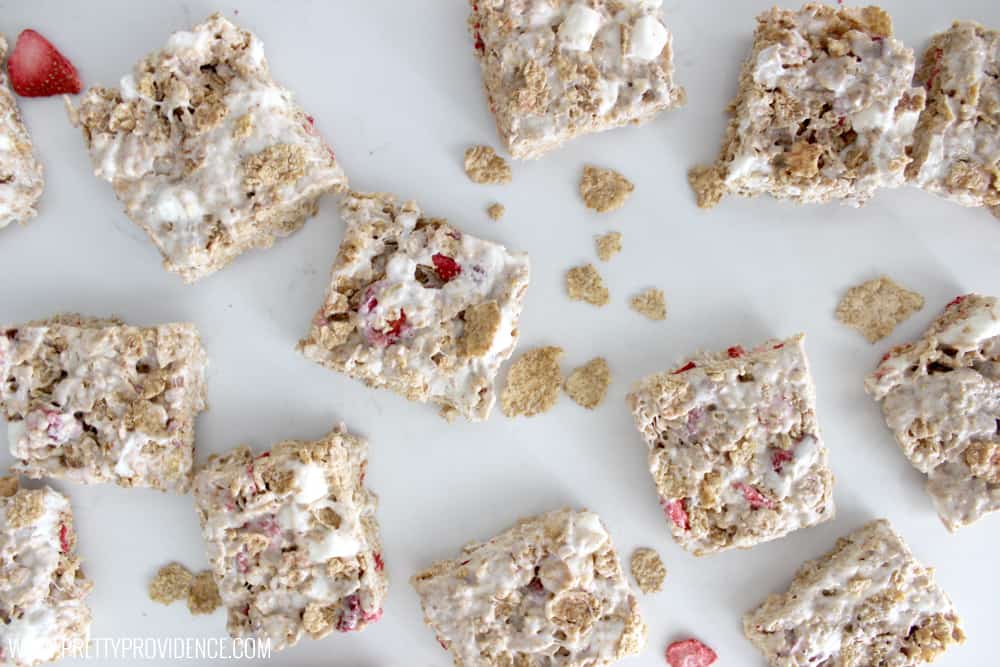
[71,13,347,282]
[627,334,835,556]
[192,425,386,652]
[744,520,964,667]
[908,21,1000,216]
[0,36,44,232]
[410,508,646,667]
[468,0,685,159]
[0,315,207,493]
[866,294,1000,531]
[699,3,924,206]
[298,192,530,422]
[0,482,93,667]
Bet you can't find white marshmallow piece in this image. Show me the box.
[627,15,668,61]
[558,3,603,51]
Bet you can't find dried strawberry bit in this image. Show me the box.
[58,523,70,554]
[666,638,718,667]
[527,576,545,593]
[661,498,690,531]
[255,452,270,460]
[733,482,774,510]
[438,637,450,651]
[235,551,250,574]
[336,594,363,632]
[771,448,795,473]
[946,294,967,309]
[772,343,784,350]
[432,253,462,282]
[672,361,696,375]
[374,552,385,572]
[362,607,383,624]
[726,346,745,359]
[366,310,409,347]
[880,352,892,363]
[474,32,485,52]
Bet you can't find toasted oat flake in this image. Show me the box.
[595,232,622,261]
[487,202,505,221]
[459,301,503,358]
[630,288,666,321]
[149,562,194,605]
[187,570,221,615]
[564,358,611,409]
[464,145,512,184]
[630,547,666,594]
[566,264,610,306]
[580,166,634,213]
[501,346,564,417]
[836,276,924,343]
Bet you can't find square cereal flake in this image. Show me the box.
[744,519,965,666]
[627,334,835,555]
[298,191,530,422]
[866,294,1000,531]
[0,35,44,232]
[192,424,387,651]
[469,0,685,158]
[1,315,207,493]
[411,508,646,666]
[71,13,347,282]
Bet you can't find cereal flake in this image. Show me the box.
[464,145,512,184]
[595,232,622,261]
[187,571,222,615]
[458,301,502,358]
[629,288,666,321]
[487,203,505,221]
[629,547,666,594]
[836,276,924,343]
[149,563,194,605]
[566,264,610,306]
[564,358,611,409]
[580,166,634,213]
[501,346,564,417]
[243,144,307,191]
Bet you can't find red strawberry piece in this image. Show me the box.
[946,295,967,308]
[527,576,545,593]
[666,638,718,667]
[661,498,690,531]
[726,346,744,359]
[438,637,450,651]
[58,523,70,553]
[362,607,383,624]
[432,253,462,282]
[672,361,696,375]
[336,594,363,632]
[772,343,784,350]
[771,448,795,473]
[8,29,82,97]
[733,482,774,510]
[374,552,384,572]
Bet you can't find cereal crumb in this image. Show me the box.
[458,301,502,357]
[835,276,924,343]
[487,202,505,220]
[566,264,610,306]
[595,232,622,261]
[580,166,634,213]
[630,547,666,594]
[687,165,726,209]
[243,144,306,191]
[564,358,611,409]
[501,346,564,417]
[0,476,19,498]
[464,145,512,184]
[149,563,194,605]
[7,489,45,528]
[629,288,667,321]
[187,571,221,615]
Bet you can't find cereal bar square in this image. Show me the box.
[627,334,835,555]
[298,191,530,422]
[72,13,347,282]
[410,508,646,666]
[0,35,43,231]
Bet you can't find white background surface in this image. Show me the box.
[1,1,998,665]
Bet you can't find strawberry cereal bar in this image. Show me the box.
[0,36,43,231]
[468,0,685,159]
[192,424,386,651]
[0,314,207,493]
[298,191,530,422]
[411,508,646,666]
[689,4,925,208]
[71,13,347,282]
[0,477,93,667]
[866,294,1000,531]
[908,21,1000,219]
[627,334,835,556]
[744,519,965,666]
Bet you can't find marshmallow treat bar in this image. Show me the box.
[744,519,965,666]
[0,36,43,231]
[908,21,1000,219]
[71,13,347,282]
[627,334,835,556]
[298,191,530,422]
[0,478,93,667]
[411,508,646,667]
[192,425,386,651]
[0,315,207,493]
[866,294,1000,531]
[689,3,925,208]
[468,0,685,159]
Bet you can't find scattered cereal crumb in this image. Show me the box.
[149,563,194,605]
[187,571,222,615]
[580,165,634,213]
[487,202,505,220]
[630,547,666,594]
[835,276,924,343]
[666,638,718,667]
[595,232,622,261]
[501,346,564,417]
[630,288,667,321]
[0,476,18,498]
[464,145,512,184]
[458,301,502,357]
[566,264,610,306]
[564,358,611,409]
[687,165,726,209]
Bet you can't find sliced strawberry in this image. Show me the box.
[666,638,718,667]
[8,29,82,97]
[58,523,70,553]
[432,254,462,282]
[733,482,774,510]
[672,361,696,375]
[661,498,690,531]
[726,346,744,359]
